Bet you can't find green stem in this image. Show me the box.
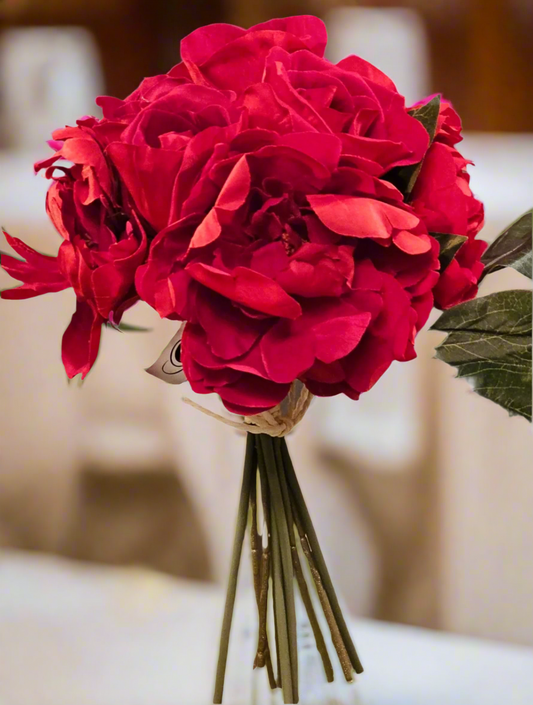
[250,467,261,603]
[270,438,299,702]
[274,439,334,683]
[271,502,294,703]
[256,439,281,688]
[252,440,276,689]
[291,494,353,682]
[280,438,363,676]
[258,435,296,703]
[213,434,256,704]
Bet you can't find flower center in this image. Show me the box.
[281,229,297,256]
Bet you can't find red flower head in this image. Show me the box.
[409,98,486,309]
[123,16,440,414]
[1,117,147,378]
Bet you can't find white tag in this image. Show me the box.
[145,324,187,385]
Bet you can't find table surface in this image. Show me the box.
[1,551,533,705]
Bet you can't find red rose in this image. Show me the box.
[410,98,486,309]
[129,17,439,414]
[1,116,147,378]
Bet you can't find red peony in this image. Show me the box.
[1,117,147,378]
[1,16,485,414]
[409,98,486,309]
[125,16,439,414]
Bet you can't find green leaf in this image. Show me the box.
[108,321,152,333]
[480,209,532,281]
[431,232,468,272]
[431,290,532,421]
[388,95,441,199]
[408,95,442,141]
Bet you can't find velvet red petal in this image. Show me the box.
[1,233,68,299]
[308,195,419,240]
[187,263,302,319]
[61,299,102,379]
[106,143,184,231]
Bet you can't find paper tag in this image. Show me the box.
[145,324,187,384]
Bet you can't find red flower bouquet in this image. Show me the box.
[3,14,530,705]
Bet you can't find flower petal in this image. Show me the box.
[393,230,431,254]
[261,303,371,383]
[308,195,390,239]
[180,23,246,66]
[0,232,68,299]
[252,16,328,57]
[187,263,302,319]
[107,143,184,231]
[61,299,102,379]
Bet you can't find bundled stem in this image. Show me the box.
[281,438,364,676]
[291,496,353,682]
[260,435,299,704]
[273,439,334,683]
[213,433,363,705]
[250,467,276,688]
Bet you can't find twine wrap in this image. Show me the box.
[182,381,313,437]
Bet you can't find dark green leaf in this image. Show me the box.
[431,289,531,335]
[431,232,468,272]
[480,209,532,281]
[431,290,532,421]
[408,95,442,141]
[108,321,152,333]
[388,95,441,199]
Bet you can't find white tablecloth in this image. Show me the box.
[1,552,533,705]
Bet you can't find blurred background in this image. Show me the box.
[0,0,532,701]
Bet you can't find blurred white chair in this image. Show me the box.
[462,133,533,239]
[0,27,105,551]
[0,28,104,224]
[0,26,103,150]
[325,7,430,105]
